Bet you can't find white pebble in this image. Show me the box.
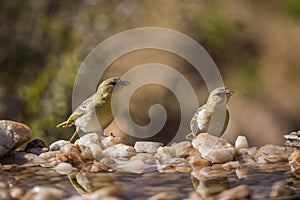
[117,159,146,174]
[155,146,176,164]
[49,140,70,151]
[53,162,74,175]
[75,133,103,160]
[192,133,236,163]
[134,141,163,153]
[23,186,64,200]
[171,141,191,157]
[235,136,249,151]
[103,144,136,158]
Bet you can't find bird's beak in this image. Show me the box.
[117,79,130,88]
[225,88,234,97]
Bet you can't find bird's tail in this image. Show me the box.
[56,121,70,128]
[185,132,196,141]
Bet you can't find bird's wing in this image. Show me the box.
[186,105,208,140]
[190,115,199,136]
[62,95,97,126]
[70,92,109,121]
[187,106,203,140]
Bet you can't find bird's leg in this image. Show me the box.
[69,127,79,143]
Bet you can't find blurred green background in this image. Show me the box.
[1,0,300,146]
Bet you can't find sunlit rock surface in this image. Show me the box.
[101,135,134,149]
[0,120,32,157]
[289,149,300,177]
[1,127,300,200]
[270,181,294,197]
[23,186,64,200]
[171,141,192,158]
[216,185,252,200]
[103,144,136,158]
[75,133,103,160]
[134,141,163,153]
[284,131,300,148]
[192,133,236,163]
[254,144,294,164]
[154,146,176,164]
[235,136,249,151]
[49,140,70,151]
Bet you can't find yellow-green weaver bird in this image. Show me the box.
[57,77,130,142]
[186,87,234,140]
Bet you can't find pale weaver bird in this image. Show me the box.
[57,77,130,142]
[186,87,234,140]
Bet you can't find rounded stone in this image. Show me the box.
[0,120,32,157]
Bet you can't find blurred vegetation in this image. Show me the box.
[0,0,300,145]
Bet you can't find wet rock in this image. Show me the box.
[192,133,236,163]
[237,146,257,156]
[23,186,64,200]
[54,162,75,174]
[159,165,191,173]
[0,189,11,200]
[82,186,126,200]
[155,146,175,163]
[21,152,46,165]
[2,164,13,170]
[0,120,32,157]
[117,159,147,173]
[171,141,191,157]
[164,157,187,165]
[236,154,258,168]
[75,172,117,193]
[130,153,156,165]
[90,160,114,173]
[192,175,230,198]
[255,144,294,164]
[134,141,163,153]
[193,165,232,179]
[216,185,252,200]
[103,144,136,158]
[49,140,70,151]
[75,133,103,160]
[235,136,249,151]
[289,150,300,177]
[100,157,117,168]
[157,158,191,173]
[0,181,7,189]
[187,191,205,200]
[24,139,48,155]
[183,146,201,158]
[270,181,294,197]
[235,168,249,179]
[56,144,93,168]
[188,156,210,167]
[10,187,24,200]
[148,192,180,200]
[258,162,289,172]
[101,136,134,149]
[65,196,82,200]
[284,131,300,148]
[0,152,46,165]
[221,161,240,170]
[39,151,59,161]
[288,148,300,161]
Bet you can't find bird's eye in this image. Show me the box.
[216,91,224,97]
[111,82,117,86]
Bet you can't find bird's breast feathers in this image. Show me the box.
[195,104,211,131]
